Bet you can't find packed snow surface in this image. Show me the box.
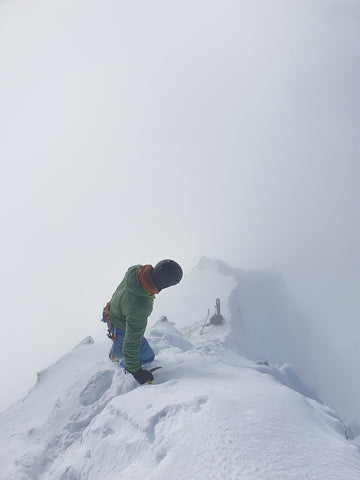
[1,258,359,479]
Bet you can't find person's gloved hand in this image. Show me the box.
[130,368,154,385]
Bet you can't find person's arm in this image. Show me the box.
[122,318,146,373]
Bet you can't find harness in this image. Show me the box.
[101,299,150,367]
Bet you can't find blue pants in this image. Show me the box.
[109,326,155,368]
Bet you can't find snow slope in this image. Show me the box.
[0,258,359,480]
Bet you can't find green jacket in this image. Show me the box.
[109,265,155,372]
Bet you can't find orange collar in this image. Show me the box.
[138,265,159,295]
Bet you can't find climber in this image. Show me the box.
[102,260,183,385]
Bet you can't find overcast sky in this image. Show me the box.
[0,0,359,416]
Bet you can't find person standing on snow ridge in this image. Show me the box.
[102,260,183,385]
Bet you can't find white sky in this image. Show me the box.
[0,0,359,414]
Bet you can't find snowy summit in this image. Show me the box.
[0,258,359,480]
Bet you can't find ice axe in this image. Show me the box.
[147,366,162,384]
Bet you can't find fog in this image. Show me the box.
[0,0,359,423]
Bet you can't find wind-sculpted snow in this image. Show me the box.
[150,316,194,354]
[150,258,321,404]
[79,370,114,406]
[1,259,360,479]
[253,362,318,401]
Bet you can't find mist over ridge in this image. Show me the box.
[0,0,359,423]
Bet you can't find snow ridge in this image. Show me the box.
[1,258,360,480]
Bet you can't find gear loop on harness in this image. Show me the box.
[107,324,118,342]
[101,301,118,342]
